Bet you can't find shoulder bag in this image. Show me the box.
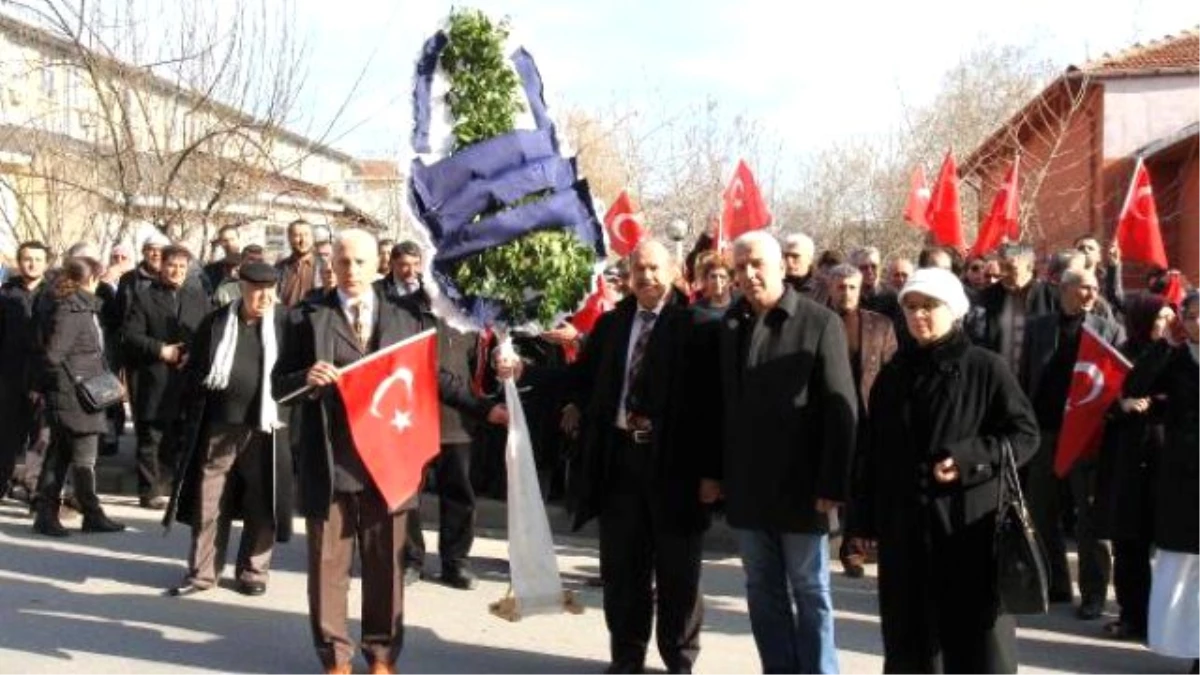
[994,438,1049,614]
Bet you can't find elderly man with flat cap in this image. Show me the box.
[165,261,291,597]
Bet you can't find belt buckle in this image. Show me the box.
[631,429,652,445]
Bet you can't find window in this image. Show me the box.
[40,64,55,99]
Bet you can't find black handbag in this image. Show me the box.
[994,439,1049,614]
[64,363,124,413]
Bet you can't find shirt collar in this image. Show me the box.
[336,288,374,312]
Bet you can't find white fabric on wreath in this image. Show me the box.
[1148,549,1200,659]
[501,353,564,617]
[201,299,279,433]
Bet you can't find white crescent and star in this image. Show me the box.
[608,212,640,249]
[730,177,746,209]
[369,367,415,432]
[1067,362,1105,410]
[1131,185,1154,220]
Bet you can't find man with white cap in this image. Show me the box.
[116,231,171,319]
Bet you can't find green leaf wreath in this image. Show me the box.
[441,8,596,327]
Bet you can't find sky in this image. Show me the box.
[284,0,1197,165]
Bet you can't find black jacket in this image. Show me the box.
[967,279,1058,352]
[701,287,858,533]
[271,289,490,519]
[165,303,294,541]
[122,282,212,421]
[0,277,48,392]
[1124,342,1199,553]
[41,290,110,435]
[851,329,1040,539]
[566,292,708,533]
[1019,311,1126,410]
[1095,340,1162,541]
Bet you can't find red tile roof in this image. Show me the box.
[354,159,401,179]
[1078,28,1199,74]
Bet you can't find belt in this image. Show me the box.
[615,426,653,445]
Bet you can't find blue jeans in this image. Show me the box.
[735,529,838,674]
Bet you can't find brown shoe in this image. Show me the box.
[324,664,351,675]
[369,661,396,674]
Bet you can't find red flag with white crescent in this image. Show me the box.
[335,329,440,511]
[720,159,772,243]
[603,190,644,257]
[1115,159,1169,270]
[903,165,932,230]
[1054,324,1131,477]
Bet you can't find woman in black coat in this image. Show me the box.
[850,268,1039,674]
[33,256,125,536]
[1126,291,1199,665]
[1095,292,1175,640]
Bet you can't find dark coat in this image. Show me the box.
[566,292,708,534]
[164,303,294,542]
[967,279,1058,352]
[784,272,827,306]
[851,328,1041,539]
[1124,342,1199,553]
[271,288,489,519]
[121,282,211,421]
[115,264,158,324]
[41,290,110,436]
[0,277,48,392]
[1019,311,1126,405]
[701,286,858,533]
[1095,341,1162,541]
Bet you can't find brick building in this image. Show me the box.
[961,29,1199,284]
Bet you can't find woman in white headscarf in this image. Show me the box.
[848,268,1040,673]
[1125,289,1199,671]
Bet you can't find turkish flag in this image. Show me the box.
[335,329,440,511]
[719,159,772,246]
[1054,324,1131,477]
[926,150,965,250]
[1116,159,1169,270]
[603,190,644,257]
[970,157,1020,258]
[569,275,618,335]
[903,165,931,229]
[1161,270,1186,307]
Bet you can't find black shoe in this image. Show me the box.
[139,496,168,510]
[441,567,477,590]
[168,583,212,597]
[404,567,422,587]
[1076,597,1105,620]
[604,661,645,674]
[33,514,70,538]
[235,580,267,596]
[82,512,127,533]
[842,560,865,579]
[7,484,31,504]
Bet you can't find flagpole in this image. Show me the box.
[277,328,438,404]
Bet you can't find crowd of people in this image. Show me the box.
[0,220,1196,675]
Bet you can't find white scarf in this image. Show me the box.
[202,300,279,432]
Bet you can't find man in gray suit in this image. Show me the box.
[1019,267,1125,620]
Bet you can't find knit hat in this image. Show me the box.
[898,267,971,320]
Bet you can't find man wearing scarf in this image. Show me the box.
[164,262,291,598]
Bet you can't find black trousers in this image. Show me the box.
[1025,433,1111,601]
[37,431,106,517]
[0,386,34,490]
[1112,536,1152,631]
[405,443,475,572]
[599,431,703,672]
[136,420,180,499]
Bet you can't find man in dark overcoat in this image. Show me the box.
[165,262,293,597]
[271,229,508,675]
[1020,267,1125,618]
[561,239,708,675]
[699,231,857,674]
[122,245,212,508]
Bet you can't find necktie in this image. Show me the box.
[351,301,368,351]
[624,310,657,411]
